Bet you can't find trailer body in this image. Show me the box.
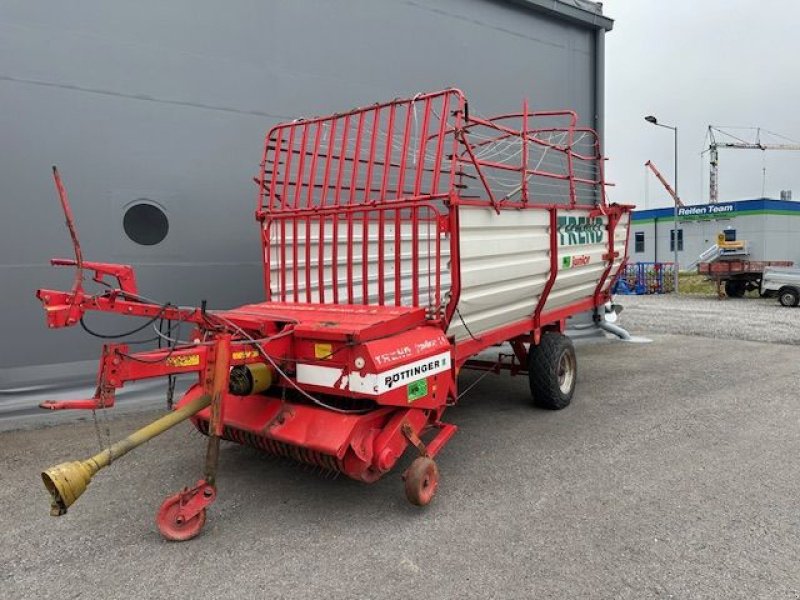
[37,90,631,539]
[698,259,794,298]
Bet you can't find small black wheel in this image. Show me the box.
[528,332,577,410]
[725,280,746,298]
[778,287,799,307]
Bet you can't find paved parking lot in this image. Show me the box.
[3,314,800,598]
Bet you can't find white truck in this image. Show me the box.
[762,267,800,307]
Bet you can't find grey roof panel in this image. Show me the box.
[506,0,614,31]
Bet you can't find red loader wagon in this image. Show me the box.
[38,89,632,540]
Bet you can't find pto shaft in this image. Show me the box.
[42,393,212,516]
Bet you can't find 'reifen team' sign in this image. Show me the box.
[677,203,735,219]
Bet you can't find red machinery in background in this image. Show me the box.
[38,89,632,540]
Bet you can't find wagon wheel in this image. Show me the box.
[403,456,439,506]
[156,492,208,541]
[528,332,577,410]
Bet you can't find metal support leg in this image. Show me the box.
[155,334,231,541]
[203,334,231,487]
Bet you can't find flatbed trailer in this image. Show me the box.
[698,259,794,298]
[36,89,632,540]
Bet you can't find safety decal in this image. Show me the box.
[165,354,200,368]
[314,343,334,360]
[407,379,428,403]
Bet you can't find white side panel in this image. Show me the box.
[450,207,630,341]
[602,211,630,292]
[448,207,550,340]
[296,363,347,390]
[274,206,629,343]
[296,351,451,396]
[544,209,626,313]
[268,220,451,314]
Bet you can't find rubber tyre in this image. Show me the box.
[725,280,746,298]
[779,287,800,307]
[403,457,439,506]
[528,332,577,410]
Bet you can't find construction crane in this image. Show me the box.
[644,160,683,207]
[705,126,800,203]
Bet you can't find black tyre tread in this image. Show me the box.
[528,332,576,410]
[725,280,746,298]
[778,287,799,307]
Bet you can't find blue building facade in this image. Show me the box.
[629,199,800,267]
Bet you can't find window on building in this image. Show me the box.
[670,229,684,252]
[634,231,645,253]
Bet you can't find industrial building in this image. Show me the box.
[0,0,612,401]
[629,198,800,267]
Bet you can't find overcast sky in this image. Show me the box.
[603,1,800,209]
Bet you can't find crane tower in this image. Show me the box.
[705,126,800,203]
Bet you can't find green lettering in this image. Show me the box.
[568,217,578,245]
[557,216,568,245]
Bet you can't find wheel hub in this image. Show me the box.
[557,351,576,395]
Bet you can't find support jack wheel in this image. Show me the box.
[403,456,439,506]
[155,481,215,541]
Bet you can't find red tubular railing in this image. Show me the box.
[255,89,612,326]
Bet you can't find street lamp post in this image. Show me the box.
[644,115,679,294]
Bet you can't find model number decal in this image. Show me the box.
[562,254,591,269]
[374,346,413,366]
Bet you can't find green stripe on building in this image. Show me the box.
[631,209,800,225]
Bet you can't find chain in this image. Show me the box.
[90,404,112,454]
[166,375,176,410]
[90,408,104,452]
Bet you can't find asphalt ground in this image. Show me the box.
[619,294,798,346]
[3,319,800,599]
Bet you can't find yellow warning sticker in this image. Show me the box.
[314,343,333,360]
[232,350,259,361]
[166,354,200,368]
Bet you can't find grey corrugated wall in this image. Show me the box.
[0,0,610,391]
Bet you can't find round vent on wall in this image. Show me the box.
[123,201,169,246]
